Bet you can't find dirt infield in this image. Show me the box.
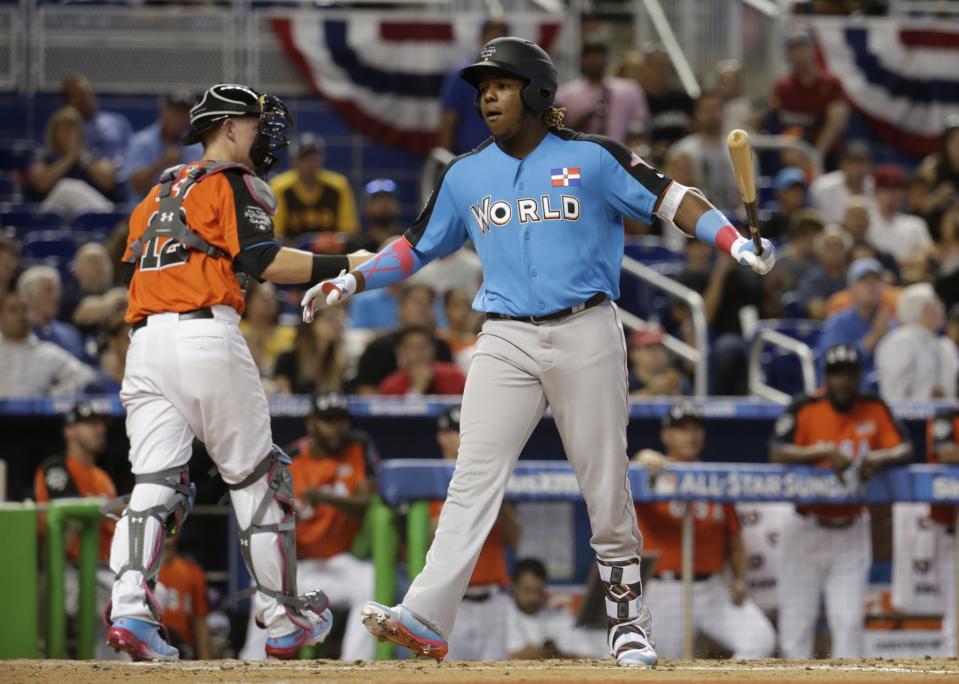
[3,658,959,684]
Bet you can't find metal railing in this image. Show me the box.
[747,327,817,404]
[620,256,708,397]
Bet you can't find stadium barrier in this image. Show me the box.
[373,461,959,659]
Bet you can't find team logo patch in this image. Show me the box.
[934,418,953,441]
[550,167,581,187]
[244,204,271,231]
[854,421,876,437]
[45,467,69,492]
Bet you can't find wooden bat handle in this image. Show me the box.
[726,129,763,256]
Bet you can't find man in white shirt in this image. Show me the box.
[867,164,933,266]
[556,43,649,144]
[0,292,95,397]
[877,283,958,400]
[809,140,875,224]
[506,558,606,659]
[670,93,742,213]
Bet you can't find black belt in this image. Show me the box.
[653,571,715,582]
[486,293,606,324]
[796,509,858,529]
[462,591,492,603]
[131,307,215,334]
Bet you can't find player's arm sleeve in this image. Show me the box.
[596,137,672,223]
[222,171,282,279]
[354,169,466,292]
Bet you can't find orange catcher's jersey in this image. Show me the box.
[124,161,276,323]
[927,409,959,526]
[771,393,907,519]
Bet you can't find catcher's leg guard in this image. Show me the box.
[107,465,195,621]
[598,556,658,666]
[228,445,328,631]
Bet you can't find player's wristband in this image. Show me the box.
[311,254,349,283]
[695,209,741,255]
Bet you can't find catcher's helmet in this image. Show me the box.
[182,83,292,176]
[460,37,557,113]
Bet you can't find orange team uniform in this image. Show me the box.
[636,500,740,576]
[34,455,117,561]
[156,554,208,649]
[124,161,275,322]
[772,393,907,519]
[928,409,959,527]
[428,500,510,588]
[288,435,378,559]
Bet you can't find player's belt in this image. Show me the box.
[130,307,216,335]
[486,293,606,324]
[652,571,715,582]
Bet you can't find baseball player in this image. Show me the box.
[633,402,776,659]
[431,406,518,660]
[240,392,377,660]
[104,83,371,662]
[770,343,912,658]
[927,407,959,655]
[302,37,775,667]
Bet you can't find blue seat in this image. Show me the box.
[0,139,35,172]
[74,211,128,239]
[624,236,685,266]
[21,232,79,270]
[754,319,823,396]
[0,211,68,238]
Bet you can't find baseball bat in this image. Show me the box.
[726,129,763,255]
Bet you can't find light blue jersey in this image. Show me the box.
[405,129,671,317]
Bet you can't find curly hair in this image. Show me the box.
[541,106,567,131]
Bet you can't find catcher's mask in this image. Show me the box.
[182,83,293,176]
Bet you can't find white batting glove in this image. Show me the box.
[730,236,776,275]
[301,270,357,322]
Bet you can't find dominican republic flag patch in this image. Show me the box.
[550,167,581,187]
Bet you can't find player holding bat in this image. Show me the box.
[302,38,776,667]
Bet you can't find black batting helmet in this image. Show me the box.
[460,37,557,113]
[823,344,861,373]
[182,83,292,176]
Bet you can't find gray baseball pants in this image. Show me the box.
[402,301,644,637]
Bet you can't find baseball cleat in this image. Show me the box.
[264,608,334,659]
[610,620,658,667]
[106,616,179,661]
[360,601,448,661]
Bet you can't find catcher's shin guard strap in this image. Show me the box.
[231,445,329,627]
[111,464,195,620]
[598,556,645,623]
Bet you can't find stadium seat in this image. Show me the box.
[0,139,35,172]
[624,236,685,266]
[753,319,823,396]
[73,211,127,239]
[20,231,79,270]
[0,210,69,239]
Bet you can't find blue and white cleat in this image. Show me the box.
[265,608,334,659]
[610,620,658,667]
[106,616,179,661]
[360,601,448,661]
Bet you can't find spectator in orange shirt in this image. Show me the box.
[430,406,520,659]
[633,402,775,659]
[239,392,376,660]
[378,326,467,396]
[156,538,211,660]
[34,400,120,659]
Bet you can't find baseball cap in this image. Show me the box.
[65,400,108,425]
[846,257,883,286]
[437,405,461,432]
[775,166,807,191]
[310,392,349,420]
[662,401,705,429]
[824,344,861,373]
[290,132,325,158]
[873,164,906,189]
[630,327,666,347]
